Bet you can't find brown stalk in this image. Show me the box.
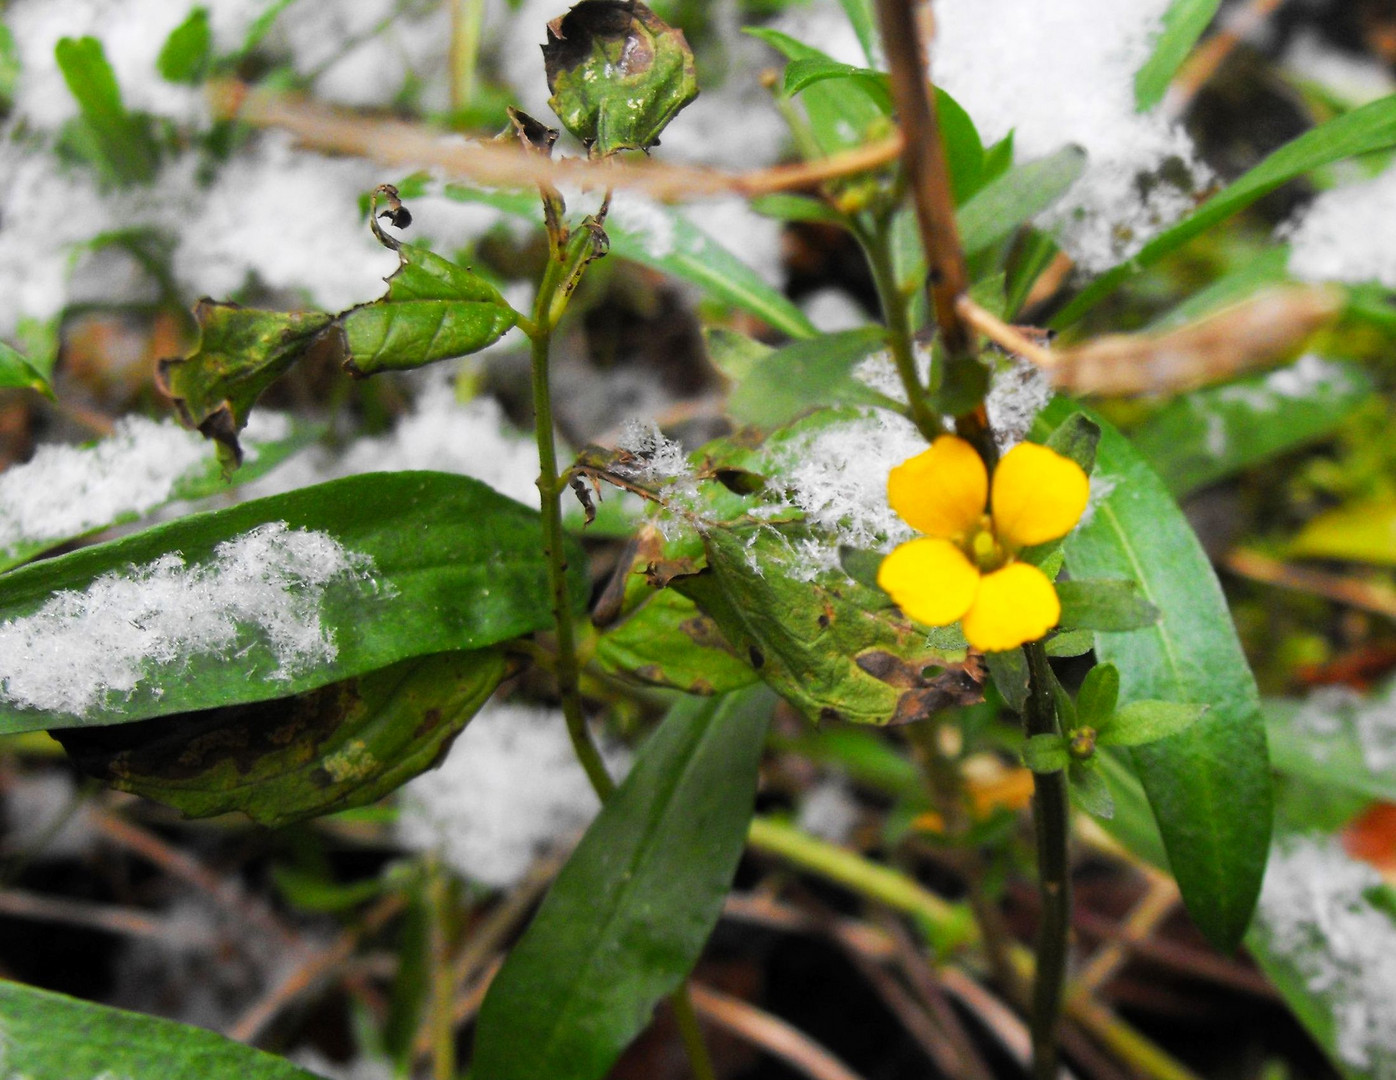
[687,982,869,1080]
[1224,548,1396,619]
[211,81,903,204]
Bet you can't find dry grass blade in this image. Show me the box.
[688,982,869,1080]
[1224,548,1396,619]
[0,887,217,946]
[964,287,1342,396]
[210,82,903,204]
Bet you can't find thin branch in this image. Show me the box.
[1070,873,1178,999]
[0,888,216,946]
[211,82,903,203]
[1224,547,1396,620]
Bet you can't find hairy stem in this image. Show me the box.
[1023,641,1071,1080]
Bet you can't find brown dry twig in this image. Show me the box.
[688,982,868,1080]
[1224,548,1396,620]
[210,81,903,204]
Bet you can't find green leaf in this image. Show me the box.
[0,472,583,733]
[958,147,1087,256]
[1044,409,1101,472]
[726,326,887,429]
[1056,579,1161,632]
[337,242,518,378]
[1069,760,1116,819]
[704,326,774,385]
[836,0,880,66]
[55,649,505,826]
[1054,95,1396,326]
[473,688,774,1080]
[444,184,816,339]
[936,88,989,205]
[1142,245,1292,332]
[1092,748,1169,865]
[1134,0,1223,111]
[750,192,849,225]
[1289,496,1396,565]
[0,415,321,574]
[985,648,1030,714]
[1076,662,1120,727]
[1133,357,1372,497]
[1045,399,1272,951]
[157,6,212,84]
[0,23,20,107]
[0,340,54,398]
[542,1,698,155]
[783,57,892,113]
[746,28,888,154]
[272,864,388,913]
[54,36,159,185]
[1045,628,1094,657]
[1100,699,1208,747]
[0,981,325,1080]
[1023,732,1069,773]
[594,588,759,695]
[673,526,981,726]
[158,301,335,467]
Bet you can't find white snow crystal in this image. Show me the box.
[0,417,207,555]
[608,192,680,260]
[1286,165,1396,290]
[985,355,1053,450]
[1257,835,1396,1073]
[397,701,629,889]
[797,777,859,844]
[0,522,372,715]
[931,0,1204,270]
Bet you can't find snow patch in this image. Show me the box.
[0,523,372,715]
[1257,835,1396,1074]
[986,355,1053,450]
[396,701,629,889]
[1287,165,1396,290]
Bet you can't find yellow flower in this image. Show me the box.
[877,435,1089,653]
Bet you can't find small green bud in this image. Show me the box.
[1068,726,1097,760]
[542,1,698,156]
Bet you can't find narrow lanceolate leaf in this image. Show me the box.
[336,242,518,377]
[54,36,159,184]
[957,146,1087,255]
[55,649,506,827]
[1134,0,1224,111]
[674,526,984,726]
[0,472,584,734]
[1132,356,1373,497]
[1045,399,1272,951]
[0,982,324,1080]
[726,326,888,429]
[0,340,54,397]
[1099,700,1208,747]
[1054,94,1396,326]
[158,302,334,467]
[1076,662,1120,728]
[443,184,816,339]
[473,688,775,1080]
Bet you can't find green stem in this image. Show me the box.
[449,0,485,114]
[528,324,616,803]
[860,221,942,443]
[670,985,718,1080]
[1023,641,1070,1080]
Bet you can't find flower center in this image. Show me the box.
[966,516,1009,573]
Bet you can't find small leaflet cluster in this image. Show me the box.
[396,702,630,890]
[0,523,371,715]
[1256,835,1396,1073]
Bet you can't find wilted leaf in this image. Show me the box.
[55,650,505,827]
[673,526,984,725]
[543,0,698,155]
[158,301,335,467]
[594,588,758,695]
[337,242,519,377]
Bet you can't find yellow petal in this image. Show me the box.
[887,435,988,540]
[990,441,1090,549]
[960,562,1061,652]
[877,538,980,627]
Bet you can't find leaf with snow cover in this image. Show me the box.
[0,414,320,573]
[0,981,325,1080]
[1247,835,1396,1080]
[1055,93,1396,326]
[441,183,816,339]
[158,301,334,468]
[0,472,584,733]
[0,340,54,397]
[336,242,519,377]
[1265,681,1396,805]
[1133,356,1373,497]
[55,649,505,827]
[958,147,1088,255]
[1042,399,1272,951]
[672,525,984,726]
[473,687,772,1080]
